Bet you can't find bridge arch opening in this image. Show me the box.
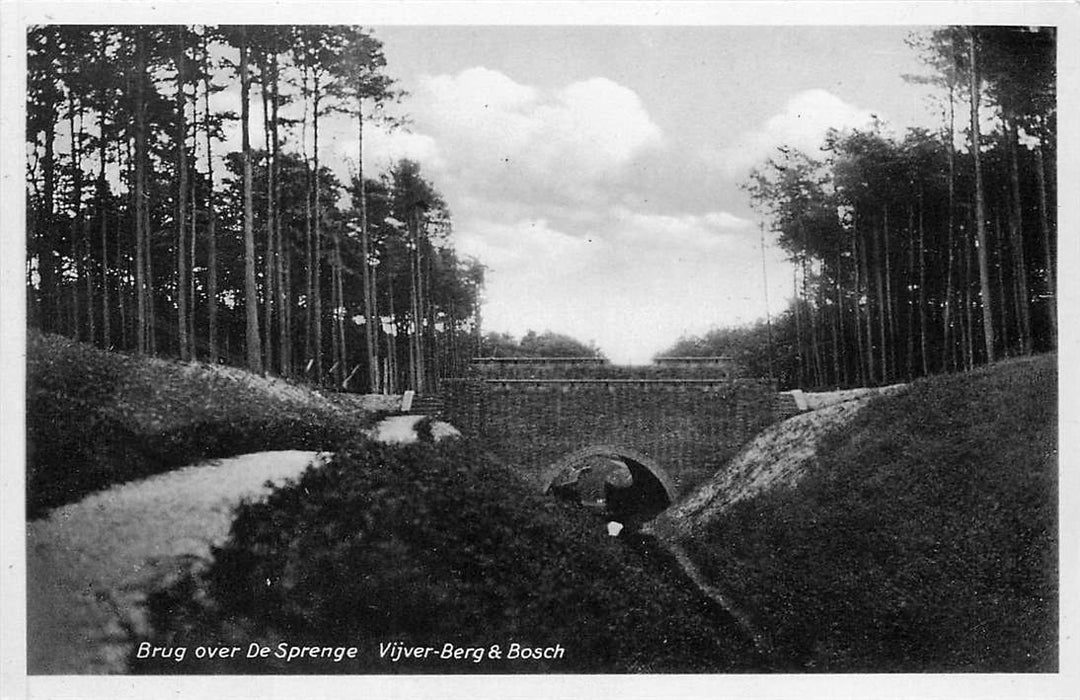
[541,445,676,533]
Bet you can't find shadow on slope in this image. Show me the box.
[650,355,1057,672]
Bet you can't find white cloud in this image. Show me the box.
[454,218,601,273]
[704,211,755,230]
[454,207,788,365]
[334,127,445,178]
[608,208,754,253]
[412,67,662,205]
[713,88,880,177]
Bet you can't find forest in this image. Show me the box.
[668,27,1057,390]
[25,25,485,394]
[26,25,1058,394]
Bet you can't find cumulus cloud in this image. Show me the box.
[713,88,880,177]
[412,67,662,206]
[335,127,445,177]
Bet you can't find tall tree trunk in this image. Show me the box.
[98,64,110,348]
[994,210,1012,355]
[873,217,888,382]
[859,210,877,384]
[272,55,289,376]
[98,201,110,347]
[203,34,219,363]
[387,272,398,394]
[831,251,843,387]
[79,109,95,345]
[760,222,777,382]
[301,65,314,374]
[906,205,916,380]
[189,135,197,358]
[1005,114,1032,355]
[357,98,379,393]
[313,75,324,383]
[68,92,83,341]
[941,85,957,373]
[260,51,275,373]
[962,217,975,370]
[175,28,190,361]
[409,207,426,392]
[793,266,805,388]
[1033,132,1056,346]
[334,235,348,387]
[134,28,148,355]
[40,93,58,333]
[851,215,866,386]
[119,130,132,349]
[968,29,996,363]
[917,189,929,377]
[882,206,896,379]
[330,238,341,384]
[240,28,263,374]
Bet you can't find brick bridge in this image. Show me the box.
[442,357,787,517]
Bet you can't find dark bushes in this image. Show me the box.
[133,439,759,674]
[26,333,373,517]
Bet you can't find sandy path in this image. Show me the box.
[26,450,324,674]
[25,415,461,675]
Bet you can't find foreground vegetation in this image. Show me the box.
[26,332,376,517]
[670,354,1057,671]
[132,438,759,674]
[29,334,1056,673]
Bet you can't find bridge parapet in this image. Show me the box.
[467,356,744,380]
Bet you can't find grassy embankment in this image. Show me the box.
[658,354,1058,672]
[26,332,378,518]
[28,333,761,673]
[30,333,1055,673]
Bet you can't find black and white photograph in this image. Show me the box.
[2,1,1077,698]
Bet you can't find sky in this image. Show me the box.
[24,18,950,366]
[302,25,943,364]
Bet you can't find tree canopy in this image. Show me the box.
[25,24,485,393]
[666,26,1056,390]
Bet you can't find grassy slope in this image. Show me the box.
[666,354,1057,672]
[26,332,378,517]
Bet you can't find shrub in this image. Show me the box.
[133,439,760,674]
[26,333,375,517]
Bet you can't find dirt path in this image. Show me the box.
[25,415,462,675]
[26,450,325,674]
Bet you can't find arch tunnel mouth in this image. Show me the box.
[543,448,675,534]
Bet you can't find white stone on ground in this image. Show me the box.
[370,414,461,444]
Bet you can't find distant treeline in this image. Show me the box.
[26,25,484,393]
[479,330,605,359]
[670,27,1056,390]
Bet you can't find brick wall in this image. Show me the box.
[443,377,778,496]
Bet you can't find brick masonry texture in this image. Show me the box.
[444,374,779,497]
